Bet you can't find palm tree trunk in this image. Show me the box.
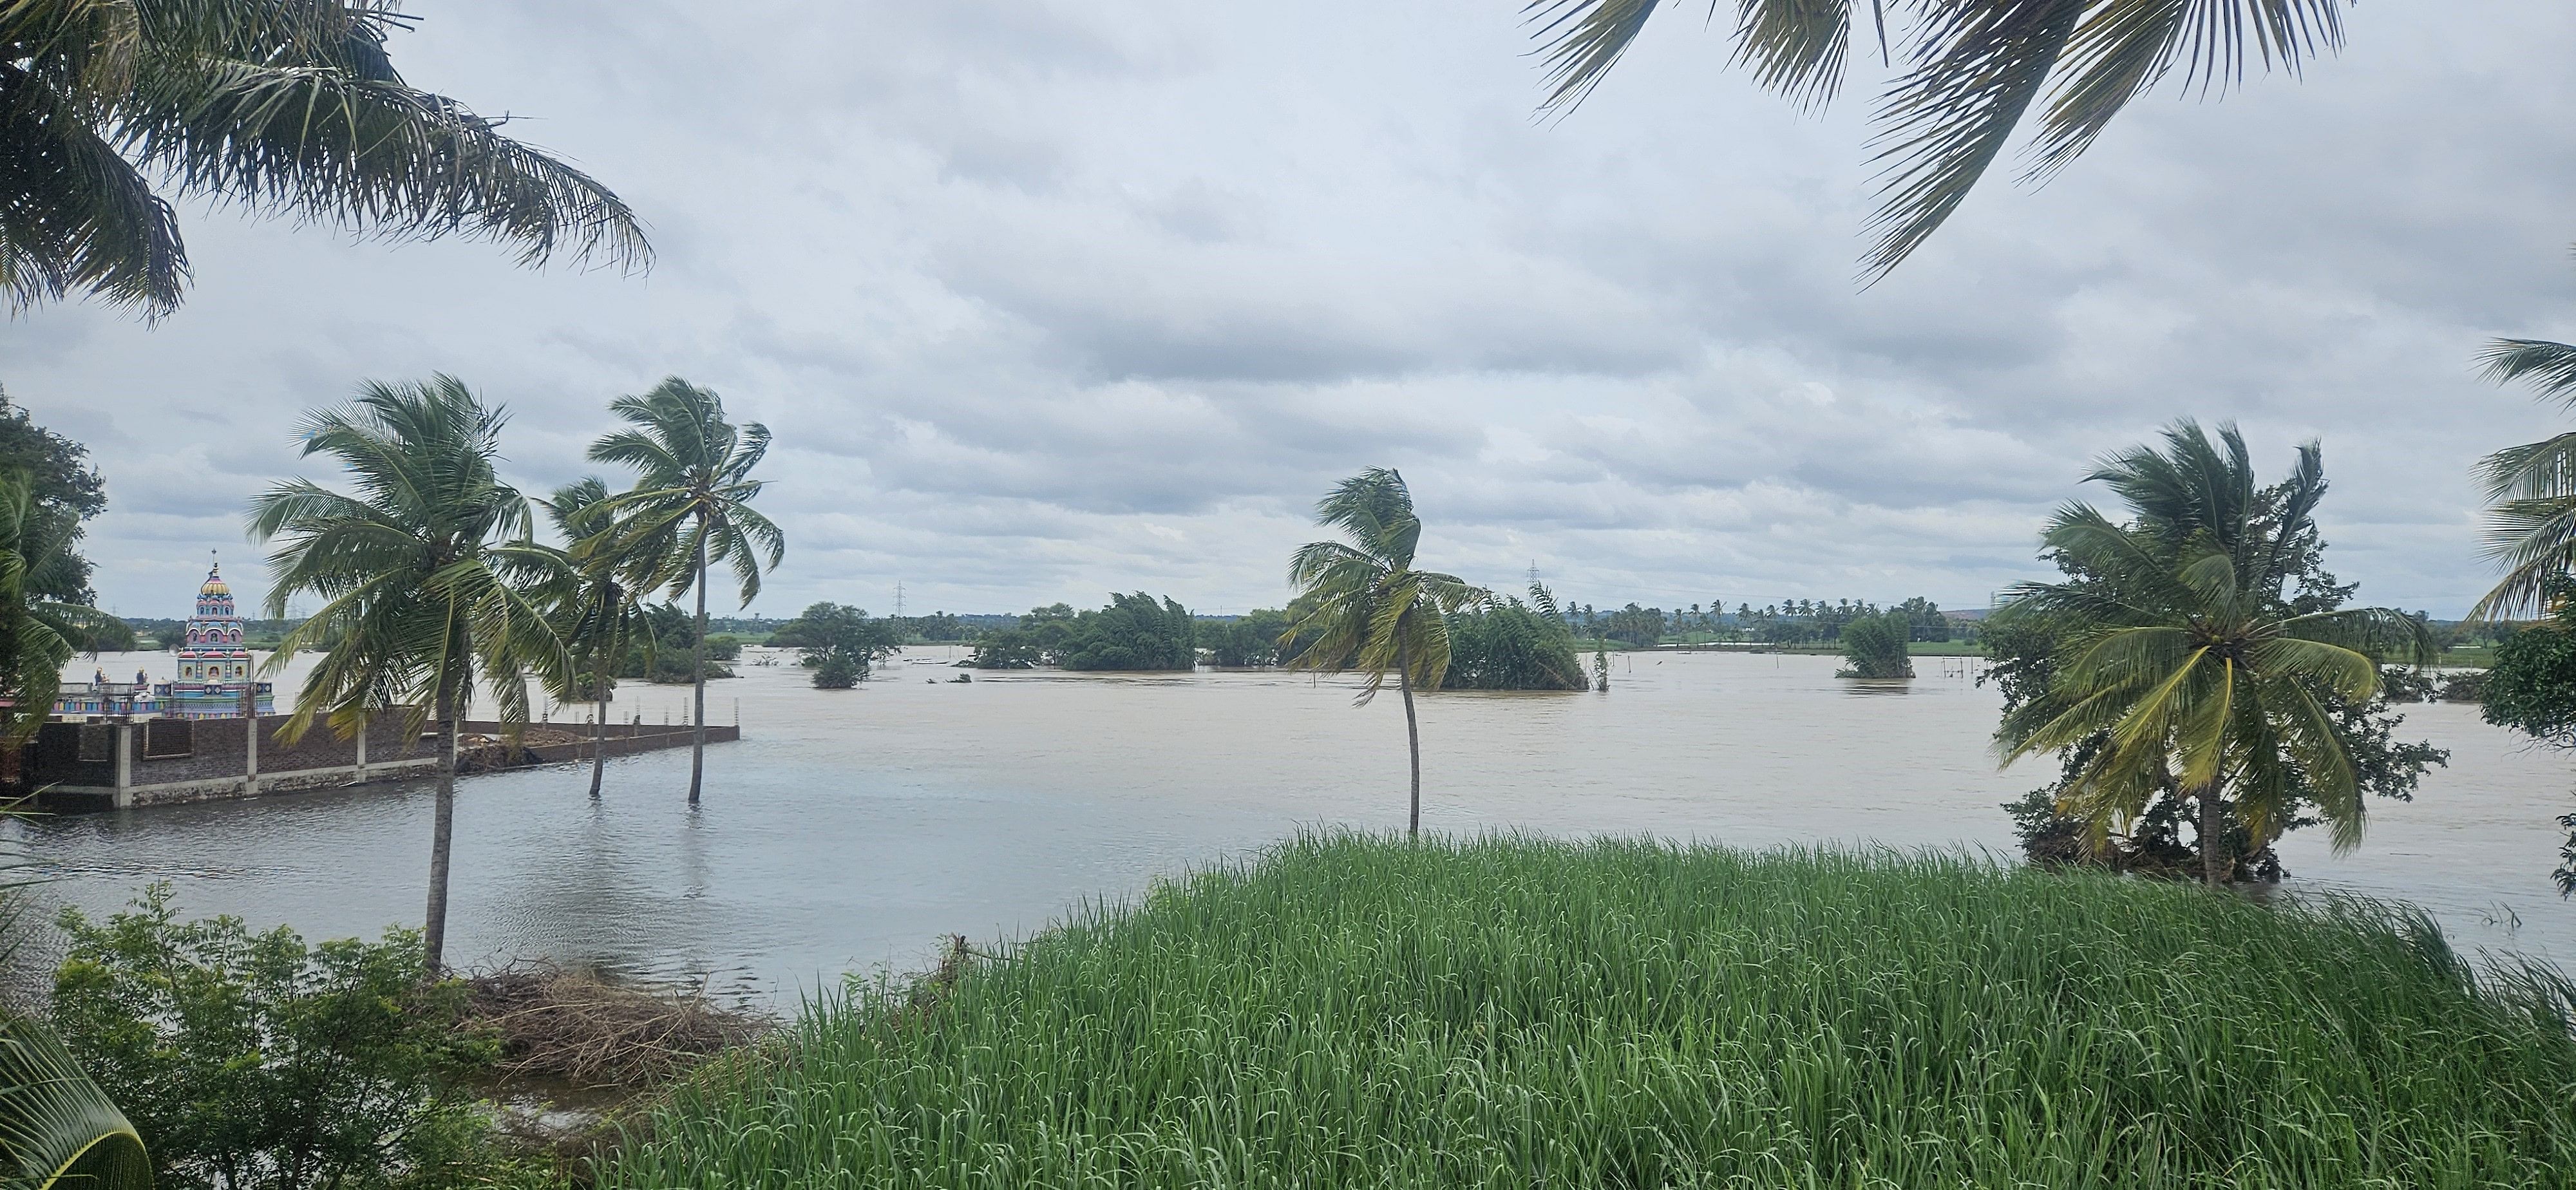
[589,639,609,799]
[688,525,708,807]
[2196,779,2227,888]
[1397,634,1421,840]
[424,683,459,974]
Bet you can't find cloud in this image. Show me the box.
[5,0,2574,619]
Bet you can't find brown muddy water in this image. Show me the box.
[14,647,2573,1002]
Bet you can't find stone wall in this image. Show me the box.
[21,713,737,811]
[127,712,424,788]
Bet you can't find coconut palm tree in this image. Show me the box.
[0,1014,153,1188]
[1280,468,1485,838]
[0,469,119,746]
[538,477,651,799]
[252,375,569,972]
[1527,1,2349,279]
[1996,423,2430,885]
[1,0,649,318]
[587,378,784,806]
[2470,336,2576,620]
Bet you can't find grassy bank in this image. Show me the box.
[605,836,2576,1189]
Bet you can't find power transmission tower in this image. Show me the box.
[894,581,905,620]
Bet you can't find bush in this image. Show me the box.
[50,886,533,1190]
[1058,593,1195,671]
[1204,609,1288,668]
[813,652,859,689]
[1837,609,1914,677]
[604,836,2576,1188]
[965,629,1041,669]
[1441,598,1584,690]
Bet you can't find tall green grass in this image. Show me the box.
[605,835,2576,1188]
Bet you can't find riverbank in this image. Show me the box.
[603,834,2576,1188]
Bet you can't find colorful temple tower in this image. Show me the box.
[156,558,274,719]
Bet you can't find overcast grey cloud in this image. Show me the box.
[6,1,2574,619]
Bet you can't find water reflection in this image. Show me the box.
[13,648,2573,1001]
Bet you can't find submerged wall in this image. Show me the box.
[22,715,737,811]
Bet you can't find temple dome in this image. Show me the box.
[199,563,230,597]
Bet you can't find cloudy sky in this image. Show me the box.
[8,2,2575,620]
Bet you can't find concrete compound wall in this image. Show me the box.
[24,715,735,811]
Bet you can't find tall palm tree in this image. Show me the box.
[252,375,569,972]
[587,378,784,806]
[538,477,650,799]
[1527,1,2349,279]
[1280,468,1485,838]
[1996,423,2429,885]
[2,0,649,318]
[2470,336,2576,619]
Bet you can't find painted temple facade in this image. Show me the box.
[160,562,273,719]
[51,561,273,720]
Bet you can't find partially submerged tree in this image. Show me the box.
[538,477,651,799]
[1,0,649,317]
[1993,422,2438,886]
[770,601,900,685]
[1528,2,2352,279]
[1058,593,1195,672]
[588,379,783,807]
[253,376,569,972]
[1837,610,1915,679]
[1441,584,1586,691]
[1281,469,1485,838]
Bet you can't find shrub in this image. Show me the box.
[50,886,526,1190]
[1058,593,1195,671]
[1837,609,1914,677]
[813,652,858,689]
[1441,598,1584,690]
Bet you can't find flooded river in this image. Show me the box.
[15,648,2574,1000]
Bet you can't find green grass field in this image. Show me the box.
[2438,645,2497,668]
[605,836,2576,1188]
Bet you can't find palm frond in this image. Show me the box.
[0,1015,153,1189]
[2479,337,2576,407]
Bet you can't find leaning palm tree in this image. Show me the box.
[1528,1,2349,279]
[538,477,652,799]
[1997,424,2430,886]
[587,378,784,806]
[2,0,649,317]
[252,376,569,973]
[0,471,120,746]
[1280,468,1486,838]
[2470,335,2576,620]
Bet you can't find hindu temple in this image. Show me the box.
[160,560,273,719]
[54,559,275,720]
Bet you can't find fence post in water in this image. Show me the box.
[352,712,369,785]
[111,717,134,809]
[242,683,260,798]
